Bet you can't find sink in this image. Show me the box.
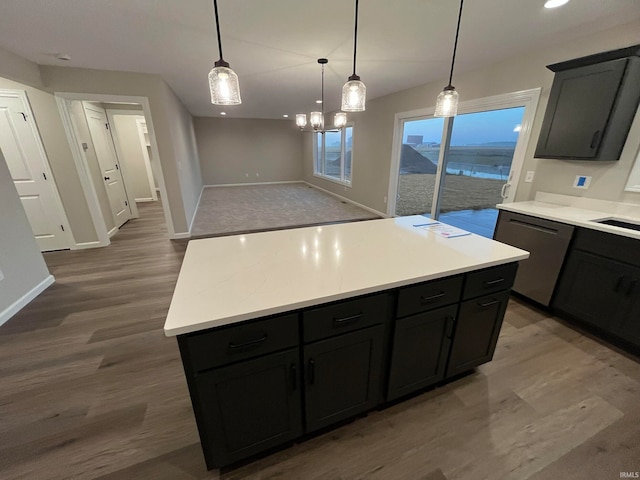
[594,218,640,232]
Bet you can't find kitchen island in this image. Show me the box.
[164,215,529,469]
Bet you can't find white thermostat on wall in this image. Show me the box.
[573,175,592,189]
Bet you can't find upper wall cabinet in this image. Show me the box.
[535,45,640,161]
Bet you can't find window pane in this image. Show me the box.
[344,127,352,182]
[315,133,323,174]
[395,117,444,216]
[323,130,341,180]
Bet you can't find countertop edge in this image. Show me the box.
[163,254,529,337]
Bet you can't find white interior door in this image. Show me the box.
[0,91,71,252]
[83,103,131,229]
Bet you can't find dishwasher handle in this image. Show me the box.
[508,218,559,235]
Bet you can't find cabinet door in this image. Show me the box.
[193,348,302,468]
[612,270,640,348]
[387,305,456,401]
[535,58,627,159]
[304,326,384,432]
[446,290,510,378]
[553,250,634,331]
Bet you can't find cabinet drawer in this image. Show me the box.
[397,275,463,318]
[303,293,391,343]
[463,263,517,300]
[572,228,640,267]
[182,313,299,371]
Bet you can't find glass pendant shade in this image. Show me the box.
[341,78,366,112]
[334,112,347,129]
[434,86,459,117]
[209,64,242,105]
[310,111,324,131]
[296,114,307,129]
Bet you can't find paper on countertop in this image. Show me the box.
[419,222,471,238]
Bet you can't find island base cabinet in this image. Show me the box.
[387,305,456,401]
[446,291,510,378]
[192,348,302,469]
[304,325,384,433]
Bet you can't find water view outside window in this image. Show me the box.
[396,107,525,218]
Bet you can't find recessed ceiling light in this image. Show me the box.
[220,112,226,116]
[57,53,71,61]
[544,0,570,8]
[316,100,323,104]
[283,114,289,118]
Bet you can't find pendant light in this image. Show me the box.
[208,0,241,105]
[341,0,366,112]
[434,0,465,117]
[296,59,346,132]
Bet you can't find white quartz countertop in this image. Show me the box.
[497,192,640,241]
[164,216,529,336]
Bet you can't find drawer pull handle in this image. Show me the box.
[334,313,363,326]
[445,315,455,339]
[420,292,446,304]
[614,275,625,293]
[228,335,267,350]
[291,363,297,391]
[478,299,499,308]
[509,219,558,235]
[627,280,637,297]
[484,278,504,287]
[308,359,315,385]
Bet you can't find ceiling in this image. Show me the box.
[0,0,639,119]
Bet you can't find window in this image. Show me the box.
[314,126,353,185]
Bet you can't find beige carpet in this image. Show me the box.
[191,183,381,238]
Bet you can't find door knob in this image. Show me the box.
[104,176,110,181]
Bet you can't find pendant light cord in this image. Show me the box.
[213,0,224,61]
[321,63,325,118]
[351,0,360,77]
[448,0,464,87]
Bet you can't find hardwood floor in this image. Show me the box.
[1,200,639,479]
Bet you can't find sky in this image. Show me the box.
[403,107,525,146]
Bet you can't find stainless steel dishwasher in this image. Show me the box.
[494,210,574,306]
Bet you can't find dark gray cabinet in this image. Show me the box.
[553,227,640,350]
[387,305,456,401]
[535,45,640,161]
[446,290,511,377]
[304,325,384,432]
[192,348,302,468]
[494,211,574,306]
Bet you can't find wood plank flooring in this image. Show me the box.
[1,200,639,479]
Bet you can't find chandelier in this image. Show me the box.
[296,59,347,133]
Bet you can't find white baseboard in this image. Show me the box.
[204,180,304,188]
[0,274,55,327]
[171,232,191,240]
[304,182,387,218]
[107,226,119,238]
[188,185,205,234]
[72,240,106,250]
[135,197,155,203]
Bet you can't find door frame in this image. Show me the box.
[105,109,157,203]
[0,88,75,250]
[387,88,541,217]
[55,93,177,247]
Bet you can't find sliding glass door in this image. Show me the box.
[391,90,539,238]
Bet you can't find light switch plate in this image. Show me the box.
[524,171,535,183]
[574,175,592,189]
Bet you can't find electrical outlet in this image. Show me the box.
[256,173,259,177]
[524,171,535,183]
[384,196,387,204]
[574,175,592,189]
[245,173,249,177]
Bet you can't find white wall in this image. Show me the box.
[304,19,640,212]
[194,117,303,185]
[0,149,53,326]
[111,114,155,201]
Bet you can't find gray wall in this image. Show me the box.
[0,149,51,323]
[111,114,154,201]
[0,76,99,243]
[304,19,640,213]
[38,65,202,234]
[194,117,303,185]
